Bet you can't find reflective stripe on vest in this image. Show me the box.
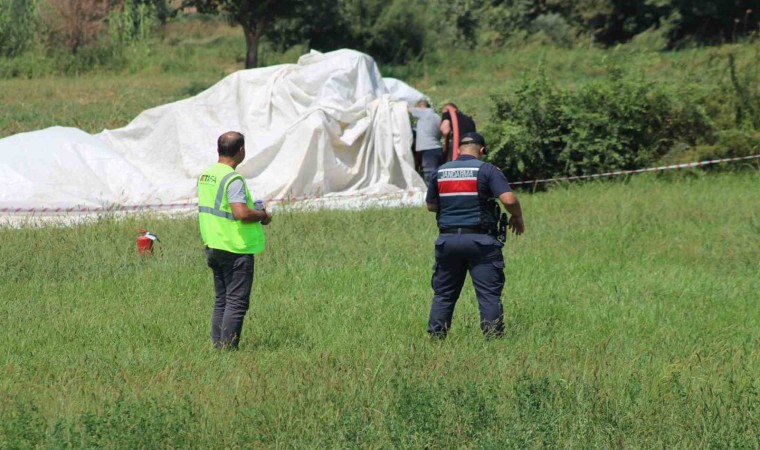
[198,206,235,220]
[197,171,240,220]
[436,159,485,228]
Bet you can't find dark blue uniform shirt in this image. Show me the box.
[426,155,512,205]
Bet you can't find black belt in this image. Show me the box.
[439,227,489,234]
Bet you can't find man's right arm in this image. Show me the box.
[440,119,451,137]
[498,192,524,235]
[440,119,451,159]
[227,178,271,224]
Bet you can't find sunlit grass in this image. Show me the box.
[1,173,757,447]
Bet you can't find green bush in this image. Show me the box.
[365,0,426,64]
[0,1,160,77]
[530,13,575,48]
[0,0,38,57]
[0,52,55,78]
[484,64,724,183]
[659,129,760,168]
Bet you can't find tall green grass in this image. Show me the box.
[1,173,758,447]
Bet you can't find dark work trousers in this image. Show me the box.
[420,148,443,184]
[428,233,505,337]
[205,247,254,349]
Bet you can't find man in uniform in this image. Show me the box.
[425,132,524,337]
[197,131,272,349]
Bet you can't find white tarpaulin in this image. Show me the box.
[0,49,427,213]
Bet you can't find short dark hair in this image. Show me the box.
[442,102,458,110]
[217,131,244,157]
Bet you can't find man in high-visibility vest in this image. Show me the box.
[425,132,524,338]
[198,131,272,349]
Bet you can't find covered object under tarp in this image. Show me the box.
[0,49,427,213]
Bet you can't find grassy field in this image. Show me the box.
[1,172,758,448]
[1,18,758,448]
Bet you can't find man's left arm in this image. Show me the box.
[486,164,524,235]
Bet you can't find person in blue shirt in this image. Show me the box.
[425,132,525,337]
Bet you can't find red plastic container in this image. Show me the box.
[136,235,154,255]
[136,228,159,255]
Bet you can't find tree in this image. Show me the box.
[41,0,111,54]
[269,0,429,65]
[183,0,304,68]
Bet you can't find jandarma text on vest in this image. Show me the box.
[437,168,479,179]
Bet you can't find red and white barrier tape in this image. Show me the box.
[509,154,760,186]
[2,154,757,215]
[0,191,421,215]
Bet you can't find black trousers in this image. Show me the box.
[428,233,505,337]
[205,247,254,349]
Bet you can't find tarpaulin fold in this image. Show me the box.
[0,49,426,210]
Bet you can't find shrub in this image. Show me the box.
[485,68,568,182]
[365,0,426,65]
[530,13,575,48]
[10,0,161,75]
[0,0,39,57]
[484,64,718,183]
[727,52,760,129]
[108,1,159,46]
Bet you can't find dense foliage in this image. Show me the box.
[267,0,760,63]
[485,55,760,183]
[1,0,758,69]
[0,0,159,75]
[0,0,37,57]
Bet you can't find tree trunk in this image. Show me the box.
[242,22,263,69]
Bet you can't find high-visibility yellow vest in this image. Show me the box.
[197,163,265,254]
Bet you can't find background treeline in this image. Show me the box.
[271,0,760,64]
[2,0,758,70]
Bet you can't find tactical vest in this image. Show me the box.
[197,163,265,254]
[436,158,499,233]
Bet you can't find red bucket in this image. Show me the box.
[136,228,159,255]
[136,235,154,255]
